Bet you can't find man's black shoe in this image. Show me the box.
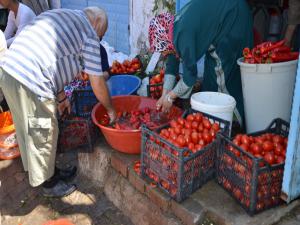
[55,166,77,181]
[42,180,76,198]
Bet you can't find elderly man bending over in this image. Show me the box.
[0,7,116,197]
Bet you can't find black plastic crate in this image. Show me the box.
[147,73,163,99]
[216,118,289,215]
[72,86,98,118]
[141,109,230,202]
[58,116,98,152]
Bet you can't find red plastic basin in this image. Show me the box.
[91,95,182,154]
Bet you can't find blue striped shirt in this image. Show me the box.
[1,9,103,99]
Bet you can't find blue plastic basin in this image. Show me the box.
[107,75,141,96]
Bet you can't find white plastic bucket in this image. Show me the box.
[237,58,298,133]
[191,92,236,131]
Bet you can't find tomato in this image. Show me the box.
[272,135,283,144]
[255,137,264,145]
[184,121,192,129]
[198,138,206,146]
[250,143,262,154]
[195,144,203,151]
[203,132,213,144]
[174,127,181,135]
[264,152,275,165]
[184,134,191,144]
[191,121,199,129]
[276,155,285,164]
[191,132,199,144]
[240,144,249,152]
[262,141,274,152]
[170,120,178,128]
[198,123,204,132]
[209,129,216,138]
[186,114,195,122]
[211,123,220,132]
[202,118,211,129]
[241,135,251,145]
[274,144,284,156]
[188,143,195,150]
[233,139,240,146]
[194,113,203,122]
[233,188,243,201]
[100,117,109,126]
[177,117,185,126]
[177,135,186,148]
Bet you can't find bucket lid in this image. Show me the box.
[191,92,236,113]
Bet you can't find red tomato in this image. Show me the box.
[203,132,213,144]
[233,139,240,146]
[177,135,186,147]
[198,138,206,146]
[202,118,211,129]
[264,152,275,165]
[211,123,220,132]
[262,141,274,152]
[188,143,195,150]
[177,117,185,126]
[184,134,191,144]
[276,156,285,164]
[170,120,178,128]
[174,127,181,135]
[186,114,195,122]
[191,121,199,129]
[191,132,199,144]
[241,135,251,145]
[194,113,203,122]
[250,143,262,155]
[198,123,204,132]
[240,144,249,152]
[210,129,216,138]
[274,144,284,156]
[184,121,192,129]
[272,135,283,144]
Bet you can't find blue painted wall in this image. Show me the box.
[282,57,300,203]
[61,0,130,54]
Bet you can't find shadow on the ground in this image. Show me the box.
[0,149,133,225]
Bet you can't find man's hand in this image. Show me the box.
[107,108,117,124]
[89,74,116,121]
[57,98,71,119]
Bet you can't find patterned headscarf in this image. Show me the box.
[149,12,175,52]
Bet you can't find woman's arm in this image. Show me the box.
[4,12,16,42]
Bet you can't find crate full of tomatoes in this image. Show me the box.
[58,116,98,152]
[216,118,289,215]
[243,40,299,64]
[110,58,141,75]
[147,69,164,99]
[141,109,230,202]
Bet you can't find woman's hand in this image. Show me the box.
[157,91,177,113]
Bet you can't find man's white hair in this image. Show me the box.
[84,7,108,37]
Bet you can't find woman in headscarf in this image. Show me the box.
[149,0,253,126]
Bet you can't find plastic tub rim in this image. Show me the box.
[191,92,236,113]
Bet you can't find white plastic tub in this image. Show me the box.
[191,92,236,132]
[237,58,298,133]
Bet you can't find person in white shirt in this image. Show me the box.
[0,0,36,47]
[0,30,6,110]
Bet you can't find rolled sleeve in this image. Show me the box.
[82,37,103,76]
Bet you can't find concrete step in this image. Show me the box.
[78,138,300,225]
